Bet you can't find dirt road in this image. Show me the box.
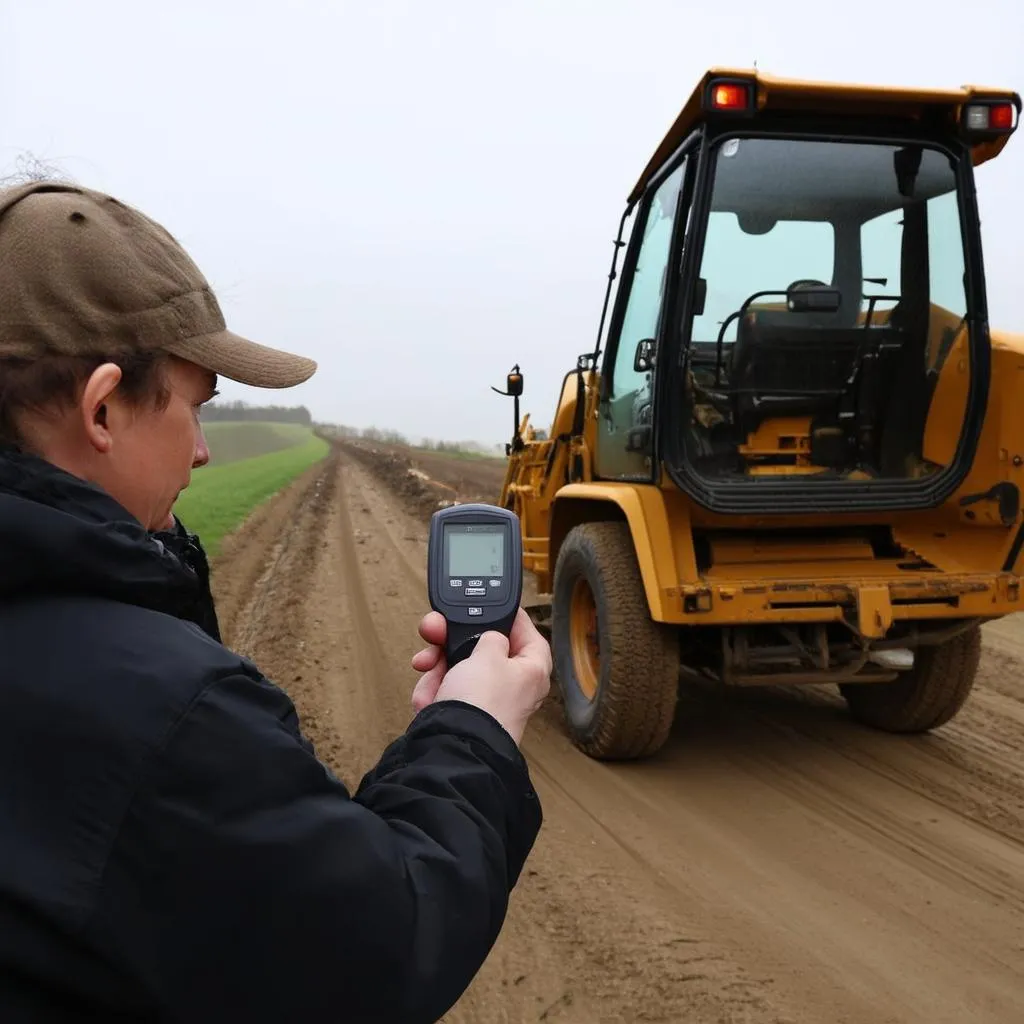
[210,442,1024,1024]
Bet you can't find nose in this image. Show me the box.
[193,426,210,469]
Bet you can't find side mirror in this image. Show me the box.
[786,284,842,314]
[634,338,655,373]
[491,364,524,399]
[490,363,525,452]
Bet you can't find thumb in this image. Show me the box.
[468,629,511,664]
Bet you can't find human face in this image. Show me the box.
[90,357,217,532]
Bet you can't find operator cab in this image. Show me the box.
[686,135,958,484]
[593,70,1021,515]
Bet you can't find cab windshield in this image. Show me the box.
[682,135,970,484]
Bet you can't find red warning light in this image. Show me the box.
[990,103,1016,131]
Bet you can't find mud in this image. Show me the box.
[210,442,1024,1024]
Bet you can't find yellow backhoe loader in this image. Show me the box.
[494,68,1023,760]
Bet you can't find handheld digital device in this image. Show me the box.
[427,503,523,667]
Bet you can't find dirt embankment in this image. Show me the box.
[339,440,507,511]
[209,441,1024,1024]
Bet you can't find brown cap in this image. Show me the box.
[0,181,317,388]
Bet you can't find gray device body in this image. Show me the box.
[427,503,523,667]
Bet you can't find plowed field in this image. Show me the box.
[209,440,1024,1024]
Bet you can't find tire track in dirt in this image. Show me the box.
[326,456,769,1024]
[211,447,775,1023]
[215,448,356,769]
[342,456,798,1024]
[212,456,332,643]
[210,442,1024,1024]
[520,679,1024,1023]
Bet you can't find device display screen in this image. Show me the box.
[446,524,505,578]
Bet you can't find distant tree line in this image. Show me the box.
[315,423,408,443]
[201,400,312,425]
[417,437,497,456]
[318,422,503,457]
[356,425,412,445]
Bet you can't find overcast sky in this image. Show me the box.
[3,1,1022,447]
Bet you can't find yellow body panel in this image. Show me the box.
[542,485,1024,629]
[548,482,698,621]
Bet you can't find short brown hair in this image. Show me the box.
[0,350,172,450]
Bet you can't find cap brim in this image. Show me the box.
[164,330,317,389]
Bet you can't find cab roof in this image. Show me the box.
[629,67,1022,203]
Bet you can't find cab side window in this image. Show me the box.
[611,161,686,397]
[596,158,687,479]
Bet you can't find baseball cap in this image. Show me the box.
[0,180,316,388]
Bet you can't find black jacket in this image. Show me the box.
[0,448,542,1023]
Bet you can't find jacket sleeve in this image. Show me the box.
[87,669,543,1024]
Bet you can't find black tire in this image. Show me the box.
[551,521,679,759]
[840,626,981,733]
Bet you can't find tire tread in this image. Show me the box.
[842,626,981,732]
[553,521,678,759]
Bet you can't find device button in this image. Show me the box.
[489,579,501,587]
[468,607,483,616]
[449,579,463,587]
[468,579,483,587]
[465,587,486,597]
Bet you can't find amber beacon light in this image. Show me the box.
[703,77,756,116]
[711,82,749,109]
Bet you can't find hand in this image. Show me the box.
[410,607,552,746]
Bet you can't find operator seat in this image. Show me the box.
[729,305,867,436]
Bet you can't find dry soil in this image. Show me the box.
[210,440,1024,1024]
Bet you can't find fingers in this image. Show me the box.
[411,659,446,711]
[412,607,551,720]
[508,606,552,670]
[507,606,538,650]
[411,644,441,673]
[420,608,543,666]
[417,611,447,647]
[411,612,446,673]
[471,628,511,662]
[413,613,447,711]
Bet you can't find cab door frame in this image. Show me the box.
[593,131,702,483]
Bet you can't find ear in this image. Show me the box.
[79,363,124,454]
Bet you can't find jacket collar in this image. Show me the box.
[0,447,221,640]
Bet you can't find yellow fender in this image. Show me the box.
[549,483,696,622]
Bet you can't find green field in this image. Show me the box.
[201,421,315,466]
[174,424,330,556]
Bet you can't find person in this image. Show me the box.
[0,180,551,1023]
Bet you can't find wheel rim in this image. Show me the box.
[569,577,600,701]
